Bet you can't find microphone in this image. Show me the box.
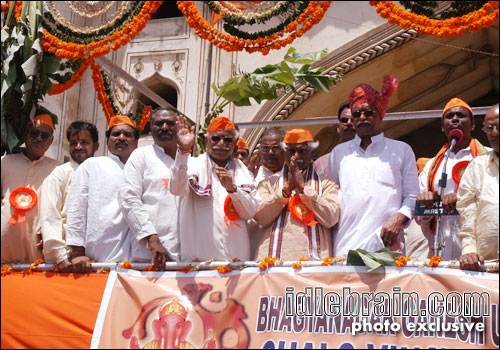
[448,129,464,149]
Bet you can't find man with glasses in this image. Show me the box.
[411,98,489,261]
[40,121,99,272]
[250,128,286,185]
[119,107,181,270]
[328,75,419,257]
[1,114,61,263]
[66,115,139,273]
[170,116,259,261]
[314,101,355,177]
[457,103,499,271]
[253,129,339,260]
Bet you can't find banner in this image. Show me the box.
[92,266,498,349]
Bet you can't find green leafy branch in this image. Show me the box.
[196,47,342,154]
[347,247,402,272]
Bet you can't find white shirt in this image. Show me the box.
[254,166,277,186]
[66,154,131,262]
[40,161,78,263]
[170,152,260,261]
[118,145,180,261]
[417,145,490,260]
[328,133,419,257]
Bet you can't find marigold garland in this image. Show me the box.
[177,1,331,55]
[120,261,133,269]
[1,265,14,275]
[90,60,115,124]
[48,57,92,95]
[292,262,303,269]
[395,256,411,267]
[258,257,279,270]
[429,255,444,267]
[216,265,233,274]
[178,264,193,273]
[321,257,334,266]
[141,265,155,271]
[370,1,499,38]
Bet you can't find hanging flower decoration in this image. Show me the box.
[48,57,92,95]
[395,256,411,267]
[369,1,499,38]
[177,1,332,55]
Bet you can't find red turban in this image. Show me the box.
[207,116,235,132]
[108,115,137,129]
[236,137,249,150]
[283,129,315,144]
[442,98,473,119]
[349,74,399,120]
[29,114,54,130]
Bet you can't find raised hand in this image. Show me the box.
[175,115,195,152]
[214,166,237,193]
[247,151,261,177]
[289,155,305,193]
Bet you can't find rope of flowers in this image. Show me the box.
[206,1,292,25]
[41,1,162,59]
[369,1,499,38]
[63,0,116,19]
[177,1,331,55]
[47,57,92,95]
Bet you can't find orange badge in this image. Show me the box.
[288,195,317,227]
[452,161,470,188]
[8,187,37,225]
[224,195,241,228]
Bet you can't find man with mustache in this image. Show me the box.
[170,116,259,261]
[119,107,180,270]
[253,129,340,260]
[251,128,286,184]
[328,75,419,257]
[314,101,355,177]
[457,103,498,271]
[40,121,99,272]
[1,114,60,263]
[66,115,139,273]
[411,98,489,261]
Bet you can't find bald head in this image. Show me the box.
[484,103,499,154]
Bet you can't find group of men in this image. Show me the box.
[1,75,498,273]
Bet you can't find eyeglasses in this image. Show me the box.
[482,124,499,135]
[29,129,52,141]
[340,117,353,123]
[211,135,234,144]
[261,145,282,153]
[352,109,375,118]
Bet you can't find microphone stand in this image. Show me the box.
[432,139,456,256]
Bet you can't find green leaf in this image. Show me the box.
[284,47,328,65]
[21,54,38,77]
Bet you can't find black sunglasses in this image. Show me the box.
[340,117,353,123]
[29,129,52,141]
[352,110,375,118]
[211,135,234,144]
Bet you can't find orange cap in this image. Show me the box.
[283,129,315,144]
[207,116,235,133]
[442,98,473,119]
[236,137,248,150]
[416,157,430,175]
[30,114,54,130]
[108,115,137,129]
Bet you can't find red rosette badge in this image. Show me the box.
[289,195,318,227]
[224,195,241,228]
[452,161,470,187]
[8,187,37,225]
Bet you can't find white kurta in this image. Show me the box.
[415,145,490,260]
[254,166,277,186]
[118,145,180,261]
[66,154,131,262]
[328,133,419,257]
[170,152,260,261]
[40,160,78,263]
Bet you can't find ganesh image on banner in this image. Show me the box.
[122,283,249,349]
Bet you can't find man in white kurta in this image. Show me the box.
[40,121,99,271]
[170,116,260,261]
[119,107,181,265]
[66,116,138,272]
[328,75,419,257]
[1,115,60,264]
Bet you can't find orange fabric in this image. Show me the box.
[349,74,399,120]
[283,129,314,144]
[30,114,54,130]
[1,272,108,349]
[416,157,430,175]
[108,115,137,129]
[207,116,235,132]
[236,138,249,150]
[442,97,473,119]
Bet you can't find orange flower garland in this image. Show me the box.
[120,261,133,269]
[395,256,411,267]
[216,265,233,274]
[48,57,92,95]
[42,1,163,60]
[259,257,279,270]
[178,264,193,273]
[1,265,14,275]
[177,1,331,55]
[90,60,115,124]
[292,262,303,269]
[138,105,153,132]
[429,255,444,267]
[321,257,334,266]
[370,1,499,38]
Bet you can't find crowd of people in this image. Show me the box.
[1,75,498,273]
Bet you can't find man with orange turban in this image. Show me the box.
[328,75,419,257]
[233,137,250,166]
[170,115,259,261]
[253,129,340,261]
[1,114,61,263]
[66,115,139,272]
[411,98,489,261]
